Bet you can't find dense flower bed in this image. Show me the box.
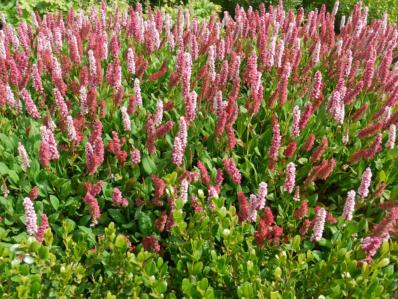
[0,1,397,297]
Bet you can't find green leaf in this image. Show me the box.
[318,238,332,248]
[155,280,168,294]
[163,172,177,184]
[62,219,76,235]
[0,133,14,150]
[193,262,203,275]
[181,278,192,294]
[8,170,19,184]
[273,267,282,279]
[175,198,184,209]
[378,170,387,182]
[38,247,49,260]
[198,278,208,291]
[19,264,30,276]
[78,226,93,235]
[0,162,9,175]
[108,209,127,224]
[142,156,155,175]
[49,195,60,210]
[292,235,301,251]
[346,222,359,234]
[270,291,282,299]
[115,235,128,249]
[30,280,41,293]
[376,258,390,268]
[144,260,157,276]
[138,213,153,235]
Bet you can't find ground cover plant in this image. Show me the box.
[0,0,398,297]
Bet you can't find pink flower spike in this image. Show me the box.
[23,197,37,235]
[18,142,30,171]
[177,117,188,148]
[84,192,100,225]
[311,207,326,242]
[342,190,356,221]
[153,100,164,126]
[291,105,301,138]
[207,45,216,81]
[40,126,59,161]
[120,107,131,132]
[358,167,372,199]
[284,162,296,193]
[312,40,321,65]
[85,142,98,175]
[294,200,308,219]
[185,91,197,123]
[237,192,250,222]
[112,188,128,207]
[269,116,281,163]
[223,158,242,184]
[88,49,97,85]
[256,182,267,210]
[20,89,40,119]
[32,63,44,94]
[371,208,398,239]
[386,124,396,149]
[5,85,16,108]
[66,115,78,142]
[248,194,258,222]
[361,236,383,263]
[54,88,69,120]
[172,136,184,166]
[127,48,136,74]
[36,214,49,243]
[311,71,323,101]
[79,86,88,115]
[134,78,142,106]
[180,179,189,204]
[131,148,141,164]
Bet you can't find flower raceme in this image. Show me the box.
[18,142,30,171]
[342,191,356,221]
[172,117,187,167]
[39,125,59,167]
[362,208,398,262]
[358,168,372,199]
[84,189,102,225]
[284,162,296,194]
[112,188,129,207]
[311,207,326,242]
[223,158,242,185]
[130,148,141,164]
[36,214,49,243]
[291,106,301,138]
[268,116,281,171]
[23,197,37,235]
[294,200,308,220]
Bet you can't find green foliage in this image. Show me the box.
[209,0,305,16]
[0,0,219,26]
[0,222,169,298]
[303,0,398,24]
[351,0,398,24]
[166,198,398,297]
[0,0,129,26]
[1,209,397,297]
[3,0,397,26]
[162,0,222,20]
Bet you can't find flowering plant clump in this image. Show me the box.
[0,0,397,297]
